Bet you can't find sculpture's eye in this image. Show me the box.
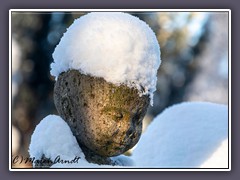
[113,111,123,120]
[102,107,129,121]
[107,110,123,121]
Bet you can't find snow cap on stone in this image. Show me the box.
[51,12,161,105]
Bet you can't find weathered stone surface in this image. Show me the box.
[54,70,150,159]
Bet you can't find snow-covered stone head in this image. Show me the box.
[51,12,161,104]
[51,12,161,158]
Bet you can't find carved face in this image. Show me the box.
[54,70,150,157]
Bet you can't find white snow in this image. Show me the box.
[29,115,133,168]
[29,115,85,167]
[131,102,228,168]
[50,12,161,105]
[200,139,228,168]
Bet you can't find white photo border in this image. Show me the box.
[9,9,231,171]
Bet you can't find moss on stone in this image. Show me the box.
[54,70,150,164]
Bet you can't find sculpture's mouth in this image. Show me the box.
[95,124,142,157]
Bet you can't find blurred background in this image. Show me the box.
[11,11,229,168]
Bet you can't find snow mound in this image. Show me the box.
[29,115,84,167]
[29,115,133,168]
[131,102,228,168]
[51,12,161,105]
[200,139,228,168]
